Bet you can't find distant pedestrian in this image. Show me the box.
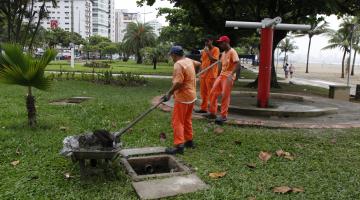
[283,63,289,79]
[152,56,157,70]
[289,64,295,78]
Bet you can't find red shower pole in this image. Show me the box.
[257,27,274,108]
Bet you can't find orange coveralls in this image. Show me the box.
[200,47,220,111]
[209,48,240,118]
[172,58,197,145]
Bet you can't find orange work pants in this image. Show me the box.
[200,78,216,111]
[172,102,194,145]
[209,75,234,118]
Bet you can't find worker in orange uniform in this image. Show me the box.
[195,36,220,114]
[162,46,201,154]
[206,35,241,125]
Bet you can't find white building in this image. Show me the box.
[92,0,115,41]
[147,20,162,36]
[33,0,93,39]
[115,9,140,42]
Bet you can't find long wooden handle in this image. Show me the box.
[196,60,221,77]
[114,99,165,138]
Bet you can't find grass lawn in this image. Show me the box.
[46,60,258,79]
[1,79,359,199]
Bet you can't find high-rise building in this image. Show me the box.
[147,20,162,36]
[32,0,93,39]
[115,9,140,42]
[92,0,115,41]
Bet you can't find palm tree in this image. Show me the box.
[278,37,298,66]
[123,22,156,64]
[0,44,56,127]
[322,30,349,78]
[296,16,330,73]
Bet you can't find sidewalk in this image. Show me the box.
[245,66,357,96]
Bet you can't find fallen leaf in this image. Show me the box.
[11,160,20,166]
[214,127,224,134]
[16,148,21,155]
[258,151,272,162]
[246,163,256,169]
[209,171,226,179]
[64,172,74,179]
[159,132,167,142]
[284,155,295,161]
[292,187,304,193]
[248,197,256,200]
[273,186,292,194]
[276,149,286,157]
[330,138,337,144]
[234,140,242,145]
[59,126,68,131]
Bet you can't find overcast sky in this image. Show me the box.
[116,1,352,65]
[115,0,173,25]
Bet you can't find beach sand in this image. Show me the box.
[275,63,360,85]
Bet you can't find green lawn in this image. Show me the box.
[1,79,359,199]
[46,60,258,79]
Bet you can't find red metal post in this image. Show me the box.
[257,27,274,108]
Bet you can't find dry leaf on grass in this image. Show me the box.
[246,163,256,169]
[11,160,20,166]
[214,127,224,134]
[273,186,304,194]
[209,172,227,179]
[248,197,256,200]
[330,138,337,144]
[258,151,272,162]
[276,149,294,160]
[59,126,68,131]
[292,187,305,193]
[64,172,74,179]
[159,132,167,142]
[284,155,294,160]
[16,148,21,155]
[273,186,292,194]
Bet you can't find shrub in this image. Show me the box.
[83,61,110,68]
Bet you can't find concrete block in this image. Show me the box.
[132,174,209,199]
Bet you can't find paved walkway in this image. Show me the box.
[245,66,357,95]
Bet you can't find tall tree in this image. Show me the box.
[296,16,330,73]
[278,37,298,65]
[138,0,360,87]
[323,30,349,78]
[0,0,57,50]
[123,22,156,64]
[0,44,56,127]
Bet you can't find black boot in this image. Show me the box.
[165,144,184,155]
[184,140,195,149]
[194,109,207,114]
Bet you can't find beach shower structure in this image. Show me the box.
[226,17,311,108]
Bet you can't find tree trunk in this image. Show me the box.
[306,36,312,73]
[136,51,142,64]
[351,49,357,76]
[26,87,36,127]
[341,50,346,78]
[247,30,286,88]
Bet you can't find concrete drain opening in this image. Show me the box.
[50,96,92,105]
[122,155,191,182]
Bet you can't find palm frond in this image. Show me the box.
[0,44,56,90]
